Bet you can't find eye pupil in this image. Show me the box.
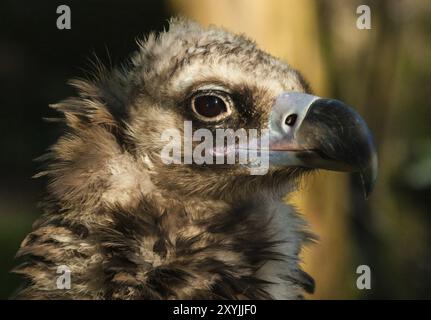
[194,95,227,118]
[285,114,297,126]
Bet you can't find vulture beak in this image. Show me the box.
[268,92,378,198]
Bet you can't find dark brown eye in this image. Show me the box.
[192,94,231,121]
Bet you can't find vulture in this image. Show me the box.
[12,18,377,299]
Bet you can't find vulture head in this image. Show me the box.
[13,18,377,299]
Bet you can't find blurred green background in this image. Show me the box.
[0,0,430,299]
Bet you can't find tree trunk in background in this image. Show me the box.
[168,0,353,299]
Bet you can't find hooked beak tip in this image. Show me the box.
[360,152,378,199]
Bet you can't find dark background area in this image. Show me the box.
[0,0,430,299]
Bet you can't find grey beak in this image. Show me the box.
[268,92,378,198]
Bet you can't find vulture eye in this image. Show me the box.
[285,114,298,126]
[191,92,232,121]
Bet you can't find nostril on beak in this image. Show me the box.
[285,114,298,127]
